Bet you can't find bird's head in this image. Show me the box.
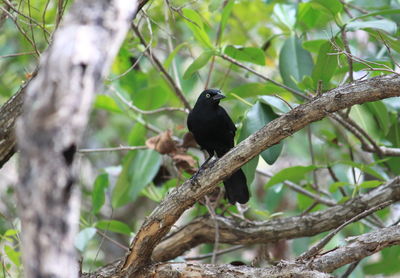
[197,89,226,106]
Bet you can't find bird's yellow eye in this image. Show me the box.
[206,93,211,98]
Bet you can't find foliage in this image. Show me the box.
[1,0,400,276]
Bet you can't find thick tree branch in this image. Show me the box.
[120,74,400,275]
[15,0,138,277]
[84,224,400,277]
[152,178,399,262]
[310,225,400,272]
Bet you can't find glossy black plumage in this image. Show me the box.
[187,89,249,204]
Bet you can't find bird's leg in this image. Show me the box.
[190,152,214,182]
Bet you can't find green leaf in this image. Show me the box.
[164,43,187,70]
[92,173,109,214]
[128,123,146,146]
[183,51,214,80]
[351,9,400,21]
[365,101,390,136]
[367,30,400,53]
[182,9,213,48]
[329,181,348,193]
[303,39,327,53]
[338,161,386,181]
[227,83,286,99]
[346,19,397,34]
[220,0,235,37]
[239,102,283,183]
[95,220,132,235]
[224,45,265,65]
[359,180,383,188]
[74,228,97,252]
[4,245,20,267]
[312,41,338,90]
[279,36,313,90]
[265,165,318,188]
[259,96,290,113]
[94,95,122,113]
[312,0,343,15]
[112,149,162,207]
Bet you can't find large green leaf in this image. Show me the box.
[4,245,20,267]
[220,0,235,38]
[164,43,187,70]
[95,220,132,235]
[112,149,162,207]
[224,45,265,65]
[279,36,313,90]
[239,101,283,183]
[312,0,343,15]
[346,19,397,34]
[182,9,213,48]
[183,51,215,80]
[312,41,338,90]
[365,101,390,136]
[92,173,109,214]
[265,165,318,188]
[94,95,122,113]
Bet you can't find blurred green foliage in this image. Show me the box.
[1,0,400,276]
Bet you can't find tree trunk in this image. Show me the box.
[16,0,137,277]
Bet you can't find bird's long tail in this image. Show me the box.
[223,169,249,204]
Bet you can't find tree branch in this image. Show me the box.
[120,74,400,276]
[152,178,399,262]
[310,225,400,272]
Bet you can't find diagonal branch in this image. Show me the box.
[152,178,399,262]
[120,74,400,276]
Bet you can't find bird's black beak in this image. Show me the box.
[212,93,225,101]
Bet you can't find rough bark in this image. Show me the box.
[152,178,400,262]
[83,224,400,277]
[121,74,400,276]
[0,81,27,167]
[15,0,137,277]
[310,225,400,272]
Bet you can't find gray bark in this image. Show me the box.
[152,178,400,262]
[15,0,137,277]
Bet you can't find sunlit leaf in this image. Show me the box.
[183,51,215,79]
[4,245,20,267]
[94,95,122,113]
[112,149,162,207]
[95,220,132,235]
[265,165,318,188]
[224,45,265,65]
[182,9,213,48]
[279,36,313,90]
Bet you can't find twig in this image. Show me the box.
[96,230,130,251]
[184,245,245,261]
[205,0,229,89]
[341,29,353,82]
[297,200,393,261]
[341,261,360,278]
[0,52,36,59]
[79,146,147,153]
[131,23,192,111]
[204,196,220,264]
[112,87,188,114]
[257,169,336,206]
[219,54,308,100]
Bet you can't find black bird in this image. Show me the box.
[187,89,249,204]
